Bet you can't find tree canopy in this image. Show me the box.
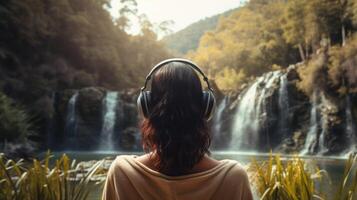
[188,0,357,91]
[0,0,170,106]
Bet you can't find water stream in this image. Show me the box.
[99,92,119,151]
[345,95,356,153]
[213,97,227,137]
[65,92,78,137]
[230,71,281,151]
[278,73,289,136]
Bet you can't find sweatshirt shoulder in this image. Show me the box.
[108,155,136,173]
[224,159,250,179]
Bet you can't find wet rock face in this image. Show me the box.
[220,66,356,155]
[210,94,238,150]
[120,127,141,150]
[46,72,355,154]
[51,87,106,150]
[77,87,106,123]
[76,87,106,149]
[52,87,140,151]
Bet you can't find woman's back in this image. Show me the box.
[102,59,253,199]
[102,155,253,200]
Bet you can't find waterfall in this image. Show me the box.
[256,72,282,117]
[300,91,318,155]
[99,91,119,151]
[213,97,227,138]
[230,80,260,150]
[230,71,281,151]
[345,95,356,153]
[278,74,289,136]
[318,94,329,155]
[64,92,78,137]
[300,91,330,155]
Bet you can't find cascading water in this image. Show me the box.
[300,91,330,155]
[318,93,329,155]
[345,95,356,153]
[300,91,319,155]
[230,71,281,151]
[99,91,119,151]
[256,71,282,119]
[213,97,227,138]
[230,80,261,150]
[278,73,289,136]
[65,92,78,137]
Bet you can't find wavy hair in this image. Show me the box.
[141,62,211,176]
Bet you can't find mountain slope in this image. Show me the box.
[162,8,238,55]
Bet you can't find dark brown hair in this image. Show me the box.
[141,62,211,176]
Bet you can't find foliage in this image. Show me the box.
[162,8,238,55]
[297,52,329,96]
[189,0,299,90]
[249,154,325,200]
[249,154,357,200]
[1,152,357,200]
[215,68,247,91]
[297,34,357,96]
[0,152,105,200]
[334,154,357,200]
[0,0,170,142]
[188,0,357,92]
[0,0,170,104]
[349,0,357,26]
[0,91,33,142]
[328,35,357,94]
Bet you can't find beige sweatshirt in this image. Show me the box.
[102,155,253,200]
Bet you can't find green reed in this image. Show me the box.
[0,151,105,200]
[249,154,357,200]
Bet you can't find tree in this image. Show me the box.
[0,92,33,142]
[190,0,298,90]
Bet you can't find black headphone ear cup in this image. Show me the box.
[137,91,145,118]
[137,91,151,118]
[202,91,216,120]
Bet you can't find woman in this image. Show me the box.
[102,59,253,200]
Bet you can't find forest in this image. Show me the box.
[0,0,170,146]
[188,0,357,92]
[162,8,238,55]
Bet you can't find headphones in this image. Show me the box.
[137,58,216,120]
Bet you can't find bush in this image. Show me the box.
[0,92,33,142]
[328,35,357,94]
[297,52,329,96]
[215,68,247,91]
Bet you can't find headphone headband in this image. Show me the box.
[141,58,213,92]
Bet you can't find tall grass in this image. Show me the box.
[1,152,356,200]
[0,152,105,200]
[249,154,357,200]
[334,154,357,200]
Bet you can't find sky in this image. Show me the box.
[110,0,243,34]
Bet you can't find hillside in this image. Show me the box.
[189,0,357,92]
[162,8,238,55]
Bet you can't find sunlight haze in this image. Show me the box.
[110,0,243,33]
